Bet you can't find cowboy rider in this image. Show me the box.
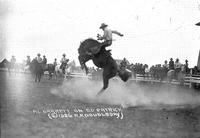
[60,53,69,73]
[53,58,57,67]
[42,55,47,65]
[26,55,31,66]
[97,23,124,47]
[10,55,16,68]
[37,53,43,63]
[86,23,124,55]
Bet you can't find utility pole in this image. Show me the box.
[195,22,200,70]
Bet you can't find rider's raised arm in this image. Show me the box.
[111,30,123,37]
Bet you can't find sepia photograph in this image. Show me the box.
[0,0,200,138]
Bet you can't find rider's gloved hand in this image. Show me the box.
[97,34,103,40]
[120,34,124,37]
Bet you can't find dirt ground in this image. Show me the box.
[1,71,200,138]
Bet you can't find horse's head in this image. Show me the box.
[29,59,39,72]
[78,54,90,74]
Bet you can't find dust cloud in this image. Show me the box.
[51,78,200,109]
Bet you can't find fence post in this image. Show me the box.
[189,69,193,88]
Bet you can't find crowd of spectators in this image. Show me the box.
[1,55,200,79]
[87,57,200,80]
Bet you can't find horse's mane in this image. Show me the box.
[80,38,99,43]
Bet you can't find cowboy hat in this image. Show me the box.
[37,53,41,56]
[63,53,66,56]
[99,23,108,29]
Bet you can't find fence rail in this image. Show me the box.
[1,68,199,88]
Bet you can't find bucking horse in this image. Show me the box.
[78,38,132,95]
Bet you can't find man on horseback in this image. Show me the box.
[60,53,69,74]
[98,23,124,47]
[26,55,31,66]
[77,24,131,94]
[8,55,16,74]
[86,23,124,55]
[37,53,43,64]
[10,55,16,68]
[42,55,47,70]
[42,55,47,65]
[53,58,57,67]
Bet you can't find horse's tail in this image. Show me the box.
[118,69,132,82]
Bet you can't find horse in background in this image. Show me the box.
[30,59,43,82]
[4,60,17,75]
[54,60,75,79]
[22,60,31,73]
[42,64,56,79]
[167,65,186,85]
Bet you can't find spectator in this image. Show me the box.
[174,58,182,79]
[184,59,189,74]
[120,58,128,70]
[42,55,47,65]
[169,58,174,70]
[163,60,169,69]
[36,53,43,63]
[163,60,169,75]
[192,66,200,75]
[53,58,57,67]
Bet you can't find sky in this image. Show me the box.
[0,0,200,67]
